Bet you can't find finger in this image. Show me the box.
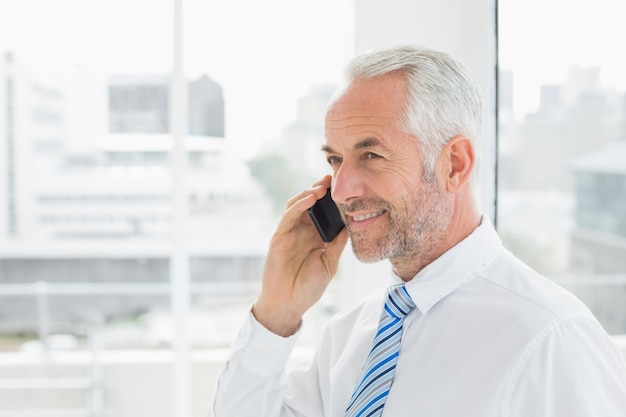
[285,175,333,209]
[285,183,327,210]
[312,174,333,189]
[274,192,318,236]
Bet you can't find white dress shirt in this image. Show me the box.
[209,219,626,417]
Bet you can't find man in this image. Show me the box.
[209,45,626,416]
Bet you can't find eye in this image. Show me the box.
[327,155,342,165]
[364,152,381,160]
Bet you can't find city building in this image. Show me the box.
[279,84,337,178]
[0,52,273,337]
[571,141,626,274]
[109,73,225,136]
[502,67,620,192]
[568,140,626,333]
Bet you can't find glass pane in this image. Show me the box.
[0,0,174,343]
[0,0,354,415]
[0,0,175,415]
[183,0,353,350]
[498,0,626,334]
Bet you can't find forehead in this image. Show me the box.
[324,73,408,138]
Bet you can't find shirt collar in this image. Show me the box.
[391,216,504,313]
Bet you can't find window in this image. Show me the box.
[498,0,626,333]
[0,1,352,416]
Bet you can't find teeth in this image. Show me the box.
[352,211,383,222]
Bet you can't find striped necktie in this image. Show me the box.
[344,284,416,417]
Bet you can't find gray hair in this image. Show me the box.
[345,45,484,186]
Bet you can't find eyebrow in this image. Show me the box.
[354,137,380,150]
[321,137,381,153]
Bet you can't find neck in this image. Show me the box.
[391,203,481,281]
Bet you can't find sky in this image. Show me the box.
[498,0,626,119]
[1,0,625,143]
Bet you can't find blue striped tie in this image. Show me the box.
[344,284,416,417]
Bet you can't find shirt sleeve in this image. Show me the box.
[505,317,626,417]
[208,311,301,417]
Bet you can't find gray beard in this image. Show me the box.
[343,179,451,264]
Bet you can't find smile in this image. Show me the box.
[352,211,385,222]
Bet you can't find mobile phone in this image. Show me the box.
[308,188,345,242]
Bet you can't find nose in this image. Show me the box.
[331,162,364,206]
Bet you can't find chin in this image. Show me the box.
[350,238,389,264]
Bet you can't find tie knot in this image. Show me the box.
[384,284,416,319]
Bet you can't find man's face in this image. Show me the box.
[323,73,452,265]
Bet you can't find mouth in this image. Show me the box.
[350,210,385,222]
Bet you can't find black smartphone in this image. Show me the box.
[308,188,345,242]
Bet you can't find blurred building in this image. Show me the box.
[109,74,169,134]
[0,52,266,242]
[188,75,225,137]
[500,67,621,192]
[570,141,626,273]
[272,84,336,178]
[0,52,272,336]
[497,68,626,285]
[0,52,18,238]
[568,140,626,334]
[0,245,265,336]
[247,84,337,212]
[279,84,337,177]
[109,73,225,136]
[0,51,79,239]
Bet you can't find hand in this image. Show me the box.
[252,175,349,337]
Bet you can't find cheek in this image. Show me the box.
[372,164,423,198]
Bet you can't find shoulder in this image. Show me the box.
[476,251,626,414]
[476,248,594,323]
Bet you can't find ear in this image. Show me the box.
[441,135,475,193]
